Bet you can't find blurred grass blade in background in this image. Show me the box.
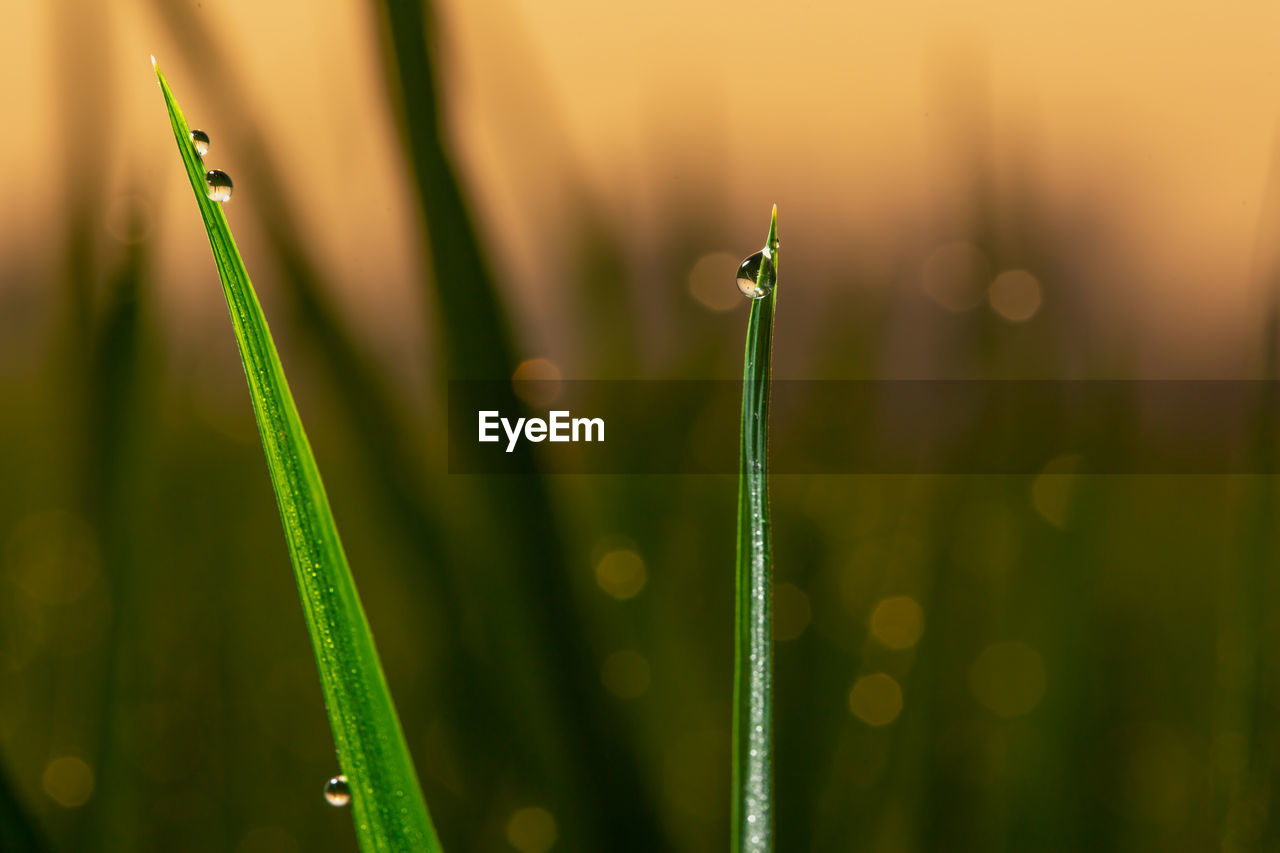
[733,206,778,853]
[152,59,441,853]
[372,2,668,846]
[78,209,153,851]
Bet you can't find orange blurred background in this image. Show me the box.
[8,0,1280,376]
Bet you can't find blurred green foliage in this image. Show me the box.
[2,3,1279,853]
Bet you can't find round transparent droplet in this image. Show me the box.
[189,129,210,158]
[324,774,351,807]
[205,170,233,203]
[736,249,775,299]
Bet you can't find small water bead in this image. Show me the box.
[324,774,351,807]
[189,129,210,158]
[736,249,776,299]
[205,169,233,203]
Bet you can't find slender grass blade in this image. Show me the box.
[152,59,440,853]
[733,206,778,853]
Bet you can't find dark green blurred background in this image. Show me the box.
[6,0,1280,851]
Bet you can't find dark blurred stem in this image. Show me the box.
[1211,129,1280,851]
[373,1,669,847]
[51,0,126,843]
[1212,381,1274,853]
[76,229,151,851]
[375,0,516,379]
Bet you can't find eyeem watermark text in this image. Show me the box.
[478,410,605,452]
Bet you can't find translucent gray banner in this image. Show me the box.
[447,381,1280,474]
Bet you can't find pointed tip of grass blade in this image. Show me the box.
[767,204,778,252]
[151,55,168,91]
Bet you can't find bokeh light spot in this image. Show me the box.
[601,649,651,699]
[848,673,903,726]
[869,595,924,649]
[594,549,646,600]
[988,269,1042,322]
[688,251,743,312]
[774,582,812,641]
[506,806,557,853]
[969,641,1046,717]
[42,755,94,807]
[512,359,562,407]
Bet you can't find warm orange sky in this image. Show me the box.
[7,0,1280,374]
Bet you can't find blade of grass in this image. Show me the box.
[152,59,440,853]
[143,8,635,836]
[733,206,778,853]
[139,10,513,820]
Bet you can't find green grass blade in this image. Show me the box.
[733,206,778,853]
[152,59,441,853]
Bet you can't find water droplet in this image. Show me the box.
[205,170,233,203]
[324,774,350,807]
[736,249,775,299]
[189,129,210,158]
